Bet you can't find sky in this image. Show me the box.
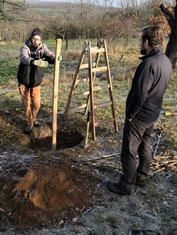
[36,0,146,8]
[33,0,176,8]
[36,0,126,7]
[35,0,175,7]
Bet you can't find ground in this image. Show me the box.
[0,109,102,230]
[0,107,177,235]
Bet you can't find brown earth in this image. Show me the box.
[0,154,101,231]
[0,109,103,232]
[0,109,177,235]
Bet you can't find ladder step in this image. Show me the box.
[73,91,90,97]
[91,47,105,53]
[70,103,87,111]
[92,66,107,72]
[80,63,106,70]
[80,64,89,69]
[72,86,102,97]
[94,101,112,109]
[95,118,113,127]
[92,85,102,91]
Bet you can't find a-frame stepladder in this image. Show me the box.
[64,39,118,145]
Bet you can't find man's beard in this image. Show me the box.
[141,48,147,55]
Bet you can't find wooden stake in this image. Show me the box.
[88,41,96,140]
[52,39,62,150]
[85,111,90,147]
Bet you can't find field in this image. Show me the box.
[0,39,177,235]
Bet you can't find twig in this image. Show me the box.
[153,167,166,173]
[133,188,140,196]
[83,152,121,162]
[153,131,164,156]
[154,155,172,160]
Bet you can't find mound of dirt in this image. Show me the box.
[1,109,177,235]
[0,109,104,232]
[0,154,101,231]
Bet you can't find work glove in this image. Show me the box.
[33,59,48,68]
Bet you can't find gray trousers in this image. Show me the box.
[120,117,154,184]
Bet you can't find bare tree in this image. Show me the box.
[160,1,177,67]
[0,0,26,21]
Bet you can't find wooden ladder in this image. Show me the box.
[64,39,118,145]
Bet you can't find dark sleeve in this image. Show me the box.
[44,56,55,64]
[42,43,55,64]
[126,61,154,119]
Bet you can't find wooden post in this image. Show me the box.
[88,41,96,140]
[52,39,62,150]
[103,40,118,133]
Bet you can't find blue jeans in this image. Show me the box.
[120,117,154,184]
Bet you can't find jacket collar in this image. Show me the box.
[139,46,164,61]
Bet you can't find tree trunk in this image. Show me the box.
[160,1,177,68]
[166,32,177,67]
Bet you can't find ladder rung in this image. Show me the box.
[70,103,87,111]
[95,118,113,127]
[72,86,102,97]
[72,91,90,97]
[91,47,105,53]
[92,85,102,91]
[74,78,88,87]
[92,66,108,72]
[94,101,112,109]
[80,64,89,69]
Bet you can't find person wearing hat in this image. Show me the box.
[17,28,55,134]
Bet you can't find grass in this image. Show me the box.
[0,38,177,154]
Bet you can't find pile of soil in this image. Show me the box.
[0,110,102,232]
[0,154,101,231]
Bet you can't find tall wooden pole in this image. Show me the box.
[52,38,62,150]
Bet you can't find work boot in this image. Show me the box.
[107,181,132,195]
[135,174,148,188]
[24,123,33,134]
[33,120,41,127]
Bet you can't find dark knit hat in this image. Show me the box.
[31,28,42,39]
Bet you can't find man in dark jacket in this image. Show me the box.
[17,28,55,134]
[107,25,172,195]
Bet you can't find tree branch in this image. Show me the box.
[159,3,175,31]
[0,0,26,21]
[1,0,25,7]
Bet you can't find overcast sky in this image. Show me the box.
[38,0,174,7]
[39,0,141,8]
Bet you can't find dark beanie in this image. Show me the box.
[31,28,42,39]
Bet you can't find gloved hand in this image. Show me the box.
[33,59,48,68]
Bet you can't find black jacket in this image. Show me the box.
[126,46,172,123]
[17,39,55,88]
